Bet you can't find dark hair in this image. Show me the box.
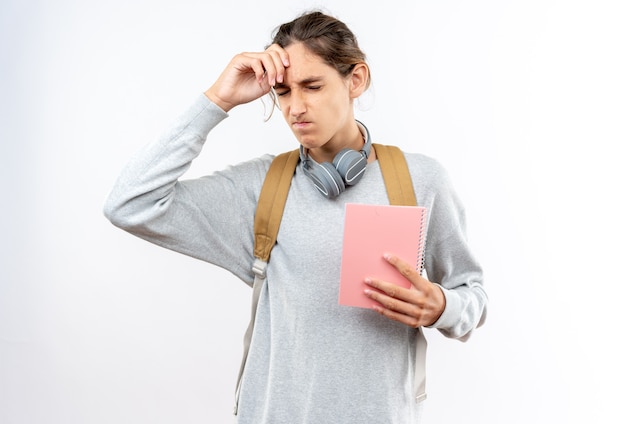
[268,11,371,88]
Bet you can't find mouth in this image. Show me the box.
[292,120,311,129]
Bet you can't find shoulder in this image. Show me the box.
[402,151,451,186]
[213,154,276,187]
[403,151,444,169]
[225,153,275,173]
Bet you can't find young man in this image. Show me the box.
[104,10,487,423]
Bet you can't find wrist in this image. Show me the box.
[203,88,233,113]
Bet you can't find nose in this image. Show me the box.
[289,89,306,117]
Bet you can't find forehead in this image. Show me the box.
[283,42,339,82]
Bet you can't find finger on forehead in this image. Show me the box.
[266,43,290,66]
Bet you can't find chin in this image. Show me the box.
[294,135,318,150]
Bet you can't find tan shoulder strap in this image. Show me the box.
[373,143,417,206]
[253,148,300,262]
[371,144,427,403]
[255,145,415,254]
[234,148,300,415]
[253,144,416,258]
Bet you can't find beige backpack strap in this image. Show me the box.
[373,143,428,403]
[253,148,301,262]
[234,148,300,415]
[373,143,417,207]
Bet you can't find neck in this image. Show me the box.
[306,121,371,164]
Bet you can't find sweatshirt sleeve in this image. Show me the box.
[422,162,488,341]
[102,94,265,284]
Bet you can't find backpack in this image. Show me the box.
[233,144,425,414]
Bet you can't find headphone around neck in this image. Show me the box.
[299,120,372,199]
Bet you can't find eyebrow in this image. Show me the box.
[274,76,324,90]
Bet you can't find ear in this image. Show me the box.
[349,63,369,98]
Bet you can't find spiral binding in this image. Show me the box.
[416,208,427,276]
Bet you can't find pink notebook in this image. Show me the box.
[338,203,428,308]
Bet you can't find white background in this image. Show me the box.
[1,0,625,423]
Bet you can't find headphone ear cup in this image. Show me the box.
[306,161,345,198]
[333,148,367,186]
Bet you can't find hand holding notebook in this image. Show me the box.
[338,203,427,308]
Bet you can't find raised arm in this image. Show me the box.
[102,45,291,281]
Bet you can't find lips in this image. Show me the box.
[292,121,311,129]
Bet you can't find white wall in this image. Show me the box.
[1,0,624,423]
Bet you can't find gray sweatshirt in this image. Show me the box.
[103,94,488,423]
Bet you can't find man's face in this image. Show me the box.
[274,42,354,157]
